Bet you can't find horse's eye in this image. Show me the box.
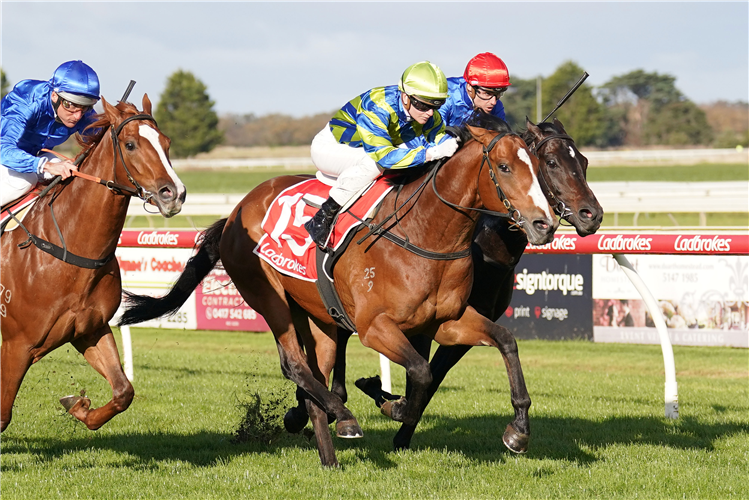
[125,142,136,151]
[498,163,510,173]
[546,159,557,168]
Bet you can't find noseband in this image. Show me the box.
[529,133,576,221]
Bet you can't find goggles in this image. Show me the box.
[409,95,444,112]
[473,86,508,100]
[60,97,93,114]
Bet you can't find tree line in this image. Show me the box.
[2,63,746,158]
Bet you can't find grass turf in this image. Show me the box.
[2,328,747,499]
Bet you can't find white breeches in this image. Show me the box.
[310,126,382,206]
[0,152,59,206]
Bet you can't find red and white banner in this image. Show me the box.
[527,232,748,255]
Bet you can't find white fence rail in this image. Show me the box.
[170,148,748,170]
[129,181,748,220]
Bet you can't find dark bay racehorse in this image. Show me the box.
[0,95,185,432]
[340,117,604,451]
[120,114,558,466]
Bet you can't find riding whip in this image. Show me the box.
[120,80,136,103]
[541,72,589,123]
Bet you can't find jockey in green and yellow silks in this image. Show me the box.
[305,61,459,248]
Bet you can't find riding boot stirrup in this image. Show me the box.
[304,197,342,248]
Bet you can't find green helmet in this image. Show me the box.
[398,61,448,105]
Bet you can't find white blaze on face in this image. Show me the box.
[568,146,575,158]
[517,148,552,218]
[138,124,186,196]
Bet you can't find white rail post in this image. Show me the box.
[379,353,392,393]
[120,325,134,382]
[613,254,678,418]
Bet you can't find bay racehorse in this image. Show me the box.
[0,95,185,432]
[120,113,557,466]
[342,117,604,451]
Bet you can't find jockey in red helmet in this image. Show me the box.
[439,52,511,127]
[1,60,100,206]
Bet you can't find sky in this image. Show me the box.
[2,1,748,118]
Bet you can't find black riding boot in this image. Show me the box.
[304,197,342,248]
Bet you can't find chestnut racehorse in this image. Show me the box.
[0,95,185,432]
[120,114,557,466]
[345,117,604,450]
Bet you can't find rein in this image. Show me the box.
[529,133,576,220]
[14,113,159,269]
[352,130,524,261]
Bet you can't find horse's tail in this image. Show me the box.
[118,218,227,326]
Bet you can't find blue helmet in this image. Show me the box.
[50,60,100,106]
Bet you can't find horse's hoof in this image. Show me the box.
[336,419,363,439]
[283,407,309,434]
[59,395,90,412]
[502,423,529,454]
[380,397,407,421]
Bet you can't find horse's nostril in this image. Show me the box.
[179,189,187,203]
[580,209,593,219]
[159,187,174,201]
[534,220,550,231]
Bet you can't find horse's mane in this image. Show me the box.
[74,101,142,160]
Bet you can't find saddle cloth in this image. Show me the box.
[0,187,42,234]
[253,177,393,281]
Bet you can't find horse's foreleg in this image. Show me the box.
[358,315,432,445]
[435,308,530,454]
[66,326,133,430]
[0,341,34,432]
[391,343,472,450]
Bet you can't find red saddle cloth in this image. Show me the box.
[253,177,393,281]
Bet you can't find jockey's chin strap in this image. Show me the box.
[432,131,523,228]
[529,133,576,222]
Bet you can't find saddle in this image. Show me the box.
[0,188,42,236]
[254,176,394,331]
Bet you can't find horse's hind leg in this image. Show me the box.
[64,326,134,430]
[0,340,34,432]
[306,398,338,468]
[285,326,353,434]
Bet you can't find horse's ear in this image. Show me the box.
[552,117,568,134]
[525,116,544,142]
[142,94,153,115]
[101,97,120,124]
[465,124,490,146]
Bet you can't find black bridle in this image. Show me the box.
[433,131,523,227]
[109,113,159,202]
[529,133,576,221]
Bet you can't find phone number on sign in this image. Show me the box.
[205,307,258,320]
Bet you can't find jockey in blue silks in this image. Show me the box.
[439,52,511,127]
[1,60,100,206]
[304,61,460,248]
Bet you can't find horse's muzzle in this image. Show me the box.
[155,184,185,218]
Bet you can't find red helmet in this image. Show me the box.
[463,53,511,88]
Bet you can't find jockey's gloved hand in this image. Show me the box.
[426,137,459,162]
